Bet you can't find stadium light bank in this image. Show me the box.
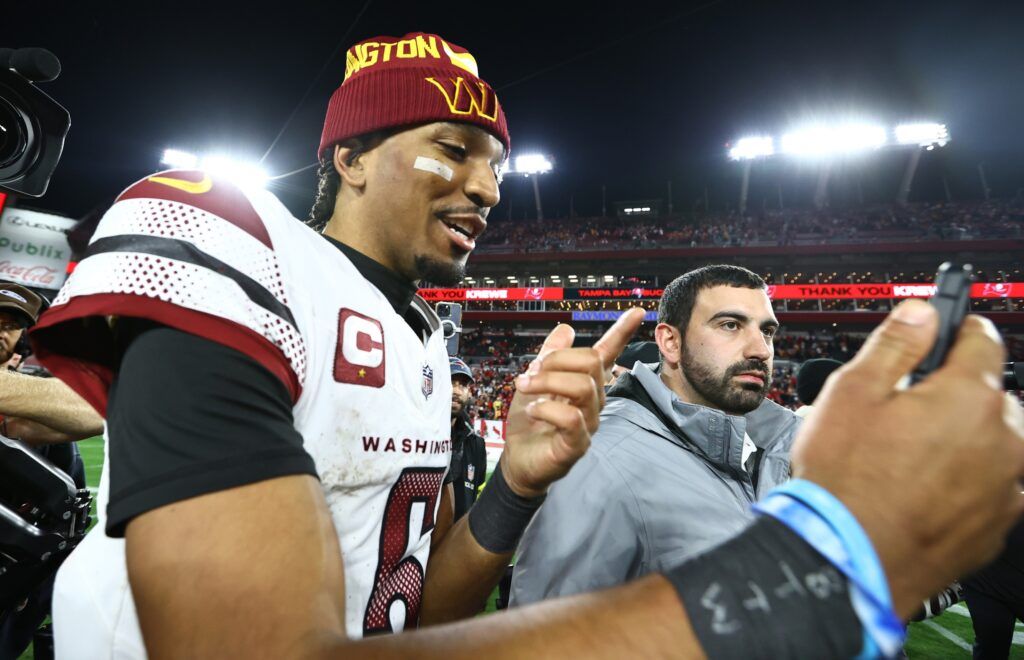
[502,153,554,220]
[726,122,950,211]
[161,148,270,188]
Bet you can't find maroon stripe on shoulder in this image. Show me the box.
[32,293,301,415]
[116,170,273,249]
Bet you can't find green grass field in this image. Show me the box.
[17,438,1024,659]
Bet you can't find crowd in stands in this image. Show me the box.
[458,330,545,361]
[773,332,866,362]
[459,330,538,420]
[766,364,799,409]
[475,199,1024,253]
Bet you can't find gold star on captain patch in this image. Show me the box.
[358,368,366,378]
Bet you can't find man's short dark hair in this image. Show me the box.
[658,265,766,336]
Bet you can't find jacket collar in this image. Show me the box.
[451,411,474,444]
[607,362,799,474]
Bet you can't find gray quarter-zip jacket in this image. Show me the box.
[510,361,800,606]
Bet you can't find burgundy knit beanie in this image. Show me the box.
[318,33,510,158]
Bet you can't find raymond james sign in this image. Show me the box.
[0,207,75,290]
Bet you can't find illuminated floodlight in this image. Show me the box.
[513,154,553,175]
[728,136,774,161]
[837,123,887,151]
[781,126,832,156]
[199,155,269,187]
[895,122,949,148]
[781,123,887,157]
[161,148,198,169]
[160,149,270,188]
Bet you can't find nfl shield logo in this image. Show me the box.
[422,363,434,399]
[467,464,476,481]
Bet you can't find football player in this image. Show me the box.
[31,32,642,656]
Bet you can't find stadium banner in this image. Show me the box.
[572,311,659,322]
[972,282,1024,298]
[419,287,562,302]
[474,419,505,469]
[767,283,1024,299]
[421,283,1024,301]
[0,207,76,290]
[563,287,665,299]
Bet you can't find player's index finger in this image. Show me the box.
[592,307,646,367]
[537,323,576,358]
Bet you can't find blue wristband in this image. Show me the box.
[754,479,906,659]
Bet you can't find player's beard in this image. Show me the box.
[451,388,470,418]
[415,253,466,287]
[681,351,771,415]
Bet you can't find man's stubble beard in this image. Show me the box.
[414,252,466,287]
[451,389,470,419]
[680,348,771,415]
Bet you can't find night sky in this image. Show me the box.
[8,0,1024,221]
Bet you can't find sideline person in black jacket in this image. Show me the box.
[448,357,487,521]
[962,519,1024,659]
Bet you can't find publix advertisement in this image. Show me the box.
[0,207,75,290]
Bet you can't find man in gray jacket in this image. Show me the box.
[511,264,800,605]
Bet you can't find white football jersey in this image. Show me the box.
[36,170,452,656]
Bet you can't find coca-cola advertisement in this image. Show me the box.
[0,207,75,290]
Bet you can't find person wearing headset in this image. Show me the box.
[0,282,103,445]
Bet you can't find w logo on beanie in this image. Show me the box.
[424,77,500,122]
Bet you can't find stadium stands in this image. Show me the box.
[475,200,1024,253]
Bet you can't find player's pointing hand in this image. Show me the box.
[501,308,647,498]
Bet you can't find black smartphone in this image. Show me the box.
[436,302,463,356]
[910,262,974,384]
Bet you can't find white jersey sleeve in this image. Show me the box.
[32,169,306,412]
